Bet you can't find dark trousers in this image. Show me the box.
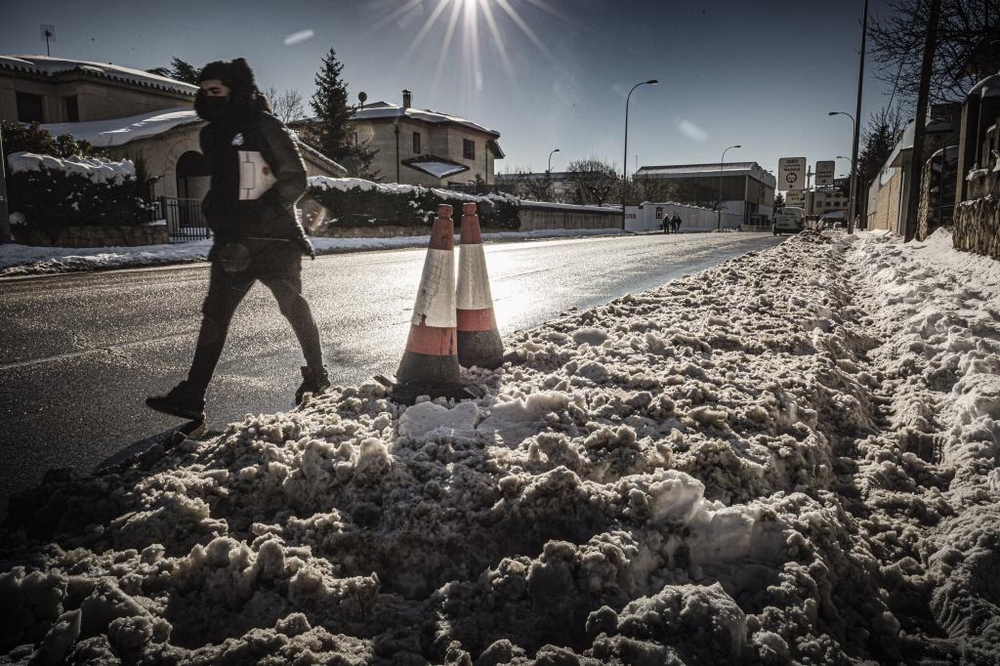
[186,243,323,394]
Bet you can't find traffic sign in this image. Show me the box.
[815,160,835,186]
[778,157,807,191]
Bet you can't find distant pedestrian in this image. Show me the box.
[671,213,682,234]
[661,214,669,234]
[146,57,329,422]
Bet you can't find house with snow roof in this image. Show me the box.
[344,89,504,188]
[0,55,346,237]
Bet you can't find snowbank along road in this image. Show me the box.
[2,230,998,664]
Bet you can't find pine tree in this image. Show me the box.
[169,58,200,85]
[309,48,353,164]
[303,49,380,178]
[147,57,199,85]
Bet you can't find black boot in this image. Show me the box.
[146,381,206,421]
[295,366,330,404]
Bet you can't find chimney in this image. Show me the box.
[402,89,412,109]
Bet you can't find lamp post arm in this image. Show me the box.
[621,79,658,230]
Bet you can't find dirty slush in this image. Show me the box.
[2,230,998,664]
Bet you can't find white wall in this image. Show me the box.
[625,202,742,232]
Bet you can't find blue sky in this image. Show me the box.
[2,0,901,183]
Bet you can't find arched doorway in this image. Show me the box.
[176,151,209,200]
[173,151,210,234]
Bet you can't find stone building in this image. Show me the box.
[344,89,504,188]
[951,71,1000,257]
[1,55,345,238]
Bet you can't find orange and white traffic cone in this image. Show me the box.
[456,202,504,369]
[395,204,462,391]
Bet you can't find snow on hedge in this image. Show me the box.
[7,151,135,184]
[1,230,998,664]
[307,175,524,205]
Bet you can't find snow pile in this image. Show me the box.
[7,151,135,184]
[2,230,999,664]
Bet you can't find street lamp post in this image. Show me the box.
[716,144,741,230]
[547,148,560,173]
[829,111,857,231]
[622,79,658,230]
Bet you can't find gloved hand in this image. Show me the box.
[296,235,316,260]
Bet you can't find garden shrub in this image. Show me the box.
[7,152,153,243]
[305,178,520,233]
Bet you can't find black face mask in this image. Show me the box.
[194,93,230,122]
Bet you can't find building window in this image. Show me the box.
[463,138,475,160]
[64,95,79,122]
[412,131,421,154]
[16,92,44,122]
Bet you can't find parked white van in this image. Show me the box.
[772,207,805,236]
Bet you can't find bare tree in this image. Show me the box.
[263,86,306,123]
[629,176,670,204]
[869,0,1000,107]
[566,158,619,206]
[503,169,553,201]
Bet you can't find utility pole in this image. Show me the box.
[848,0,868,234]
[0,126,9,243]
[904,0,941,241]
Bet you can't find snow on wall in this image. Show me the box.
[7,151,135,184]
[1,230,999,664]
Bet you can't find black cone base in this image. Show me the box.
[457,330,504,370]
[397,351,461,387]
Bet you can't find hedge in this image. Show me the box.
[7,158,152,243]
[305,179,521,232]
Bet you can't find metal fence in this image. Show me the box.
[154,197,212,243]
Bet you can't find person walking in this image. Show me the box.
[146,58,329,421]
[661,213,669,234]
[671,212,682,234]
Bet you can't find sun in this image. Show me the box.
[372,0,570,94]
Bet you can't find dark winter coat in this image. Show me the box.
[198,98,312,256]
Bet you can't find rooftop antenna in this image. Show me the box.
[357,91,367,110]
[40,24,55,56]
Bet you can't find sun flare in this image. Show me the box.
[373,0,570,94]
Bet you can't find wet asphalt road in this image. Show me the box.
[0,231,783,512]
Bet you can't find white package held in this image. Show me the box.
[238,150,276,200]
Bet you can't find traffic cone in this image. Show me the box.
[395,204,462,390]
[456,202,504,369]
